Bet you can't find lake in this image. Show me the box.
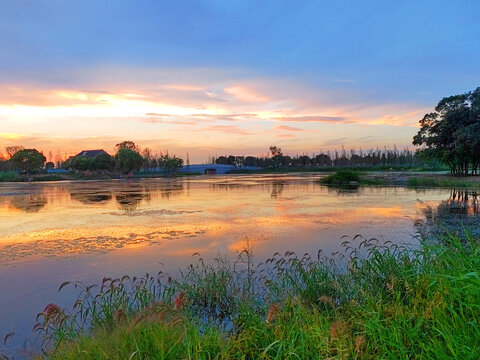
[0,174,462,354]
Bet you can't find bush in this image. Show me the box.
[320,170,361,186]
[0,171,20,182]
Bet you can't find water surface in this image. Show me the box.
[0,174,460,354]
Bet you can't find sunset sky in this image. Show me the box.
[1,1,479,162]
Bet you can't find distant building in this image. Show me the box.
[72,149,111,159]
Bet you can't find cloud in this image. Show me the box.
[274,115,347,123]
[274,125,307,132]
[200,125,251,135]
[224,86,269,103]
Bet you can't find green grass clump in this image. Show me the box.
[319,170,387,187]
[28,231,480,360]
[0,171,20,182]
[407,176,479,189]
[319,169,362,186]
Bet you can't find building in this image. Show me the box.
[73,149,111,158]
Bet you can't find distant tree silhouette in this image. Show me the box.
[215,146,417,169]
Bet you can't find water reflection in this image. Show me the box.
[0,177,460,268]
[157,183,184,200]
[70,191,112,205]
[421,190,480,238]
[270,182,284,198]
[116,191,146,212]
[9,195,47,213]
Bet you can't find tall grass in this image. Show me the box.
[20,231,480,359]
[408,176,480,189]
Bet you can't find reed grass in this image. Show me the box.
[21,229,480,360]
[407,176,480,189]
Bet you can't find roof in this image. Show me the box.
[74,149,111,158]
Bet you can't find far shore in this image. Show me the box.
[1,168,480,190]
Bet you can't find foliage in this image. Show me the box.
[115,148,144,174]
[10,149,46,176]
[157,154,183,176]
[216,146,419,169]
[66,154,115,172]
[115,141,139,152]
[413,87,480,176]
[26,230,480,359]
[319,170,386,187]
[407,177,479,189]
[4,145,24,159]
[320,169,361,185]
[0,171,20,182]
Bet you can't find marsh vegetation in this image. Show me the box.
[24,227,480,360]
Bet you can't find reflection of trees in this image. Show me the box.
[270,182,284,199]
[10,195,47,213]
[421,190,480,239]
[325,186,361,196]
[115,191,145,212]
[158,184,183,200]
[70,191,112,204]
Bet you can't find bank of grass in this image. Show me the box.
[0,171,20,182]
[319,169,387,187]
[27,230,480,360]
[407,176,480,189]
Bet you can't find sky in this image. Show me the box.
[1,1,479,162]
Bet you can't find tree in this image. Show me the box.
[142,148,156,168]
[158,154,183,176]
[45,162,55,170]
[115,148,143,174]
[5,145,24,159]
[413,88,480,176]
[94,153,115,171]
[269,146,282,157]
[10,149,46,180]
[115,141,139,152]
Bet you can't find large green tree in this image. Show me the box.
[115,148,144,174]
[10,149,46,180]
[413,87,480,175]
[158,154,183,176]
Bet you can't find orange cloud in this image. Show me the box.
[224,86,269,103]
[274,125,307,132]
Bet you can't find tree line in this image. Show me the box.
[0,141,184,177]
[215,145,418,168]
[64,141,184,175]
